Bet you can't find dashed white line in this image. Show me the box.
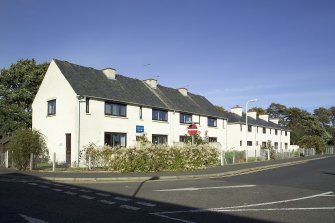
[53,184,64,187]
[20,214,49,223]
[64,191,77,195]
[120,205,141,211]
[154,185,256,192]
[39,185,49,189]
[52,188,63,192]
[136,201,157,207]
[114,197,131,202]
[80,195,95,200]
[79,189,92,192]
[99,199,116,205]
[28,183,38,186]
[95,192,111,197]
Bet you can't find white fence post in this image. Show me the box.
[220,150,224,166]
[233,151,235,164]
[52,152,56,172]
[245,149,248,163]
[267,149,270,160]
[5,150,9,168]
[254,149,257,162]
[29,153,34,171]
[88,155,91,170]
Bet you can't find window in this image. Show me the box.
[285,131,287,136]
[86,98,90,113]
[275,129,278,135]
[240,140,242,146]
[105,132,126,147]
[180,135,187,143]
[47,99,56,116]
[105,102,126,117]
[248,125,252,132]
[270,129,272,134]
[139,106,143,119]
[208,117,217,127]
[180,113,192,124]
[263,127,266,134]
[152,109,168,121]
[247,141,252,146]
[262,141,266,147]
[152,134,168,144]
[209,137,217,142]
[285,143,288,149]
[240,124,243,131]
[274,142,278,149]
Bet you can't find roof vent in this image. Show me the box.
[178,88,188,96]
[102,68,116,80]
[144,79,157,89]
[231,105,243,116]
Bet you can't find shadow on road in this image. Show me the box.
[0,171,275,223]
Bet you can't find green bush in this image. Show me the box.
[81,144,219,172]
[298,135,326,154]
[9,128,48,170]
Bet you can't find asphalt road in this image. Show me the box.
[1,156,334,223]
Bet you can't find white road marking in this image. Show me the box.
[114,196,131,202]
[120,205,141,211]
[64,191,77,195]
[154,185,256,192]
[52,183,64,187]
[39,185,49,189]
[79,189,92,192]
[99,199,116,205]
[136,201,157,207]
[217,207,335,212]
[28,183,38,186]
[95,192,111,197]
[20,214,49,223]
[52,188,63,192]
[151,213,195,223]
[152,191,334,215]
[80,195,95,200]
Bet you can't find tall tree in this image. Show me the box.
[266,103,288,126]
[314,107,332,126]
[249,107,266,116]
[0,59,49,136]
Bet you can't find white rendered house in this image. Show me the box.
[32,60,227,166]
[225,106,291,156]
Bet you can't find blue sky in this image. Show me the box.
[1,0,334,112]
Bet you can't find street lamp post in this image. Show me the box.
[245,98,258,162]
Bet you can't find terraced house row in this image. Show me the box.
[32,60,291,165]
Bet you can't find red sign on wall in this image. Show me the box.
[187,124,198,135]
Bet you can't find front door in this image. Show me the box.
[66,134,71,166]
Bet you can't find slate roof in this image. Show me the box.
[223,111,288,130]
[54,59,224,119]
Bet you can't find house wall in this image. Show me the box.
[32,61,77,164]
[227,121,291,156]
[79,98,227,152]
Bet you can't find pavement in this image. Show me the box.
[1,155,333,182]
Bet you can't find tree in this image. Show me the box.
[9,128,48,170]
[266,103,288,126]
[314,107,332,126]
[329,106,335,127]
[250,107,266,116]
[214,105,225,114]
[0,59,49,136]
[298,135,326,154]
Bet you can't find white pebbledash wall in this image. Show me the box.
[32,60,227,166]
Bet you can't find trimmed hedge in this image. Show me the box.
[81,144,220,172]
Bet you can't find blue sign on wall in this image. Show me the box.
[136,125,144,133]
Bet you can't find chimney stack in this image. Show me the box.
[102,68,116,80]
[178,88,188,96]
[144,79,157,89]
[231,105,243,116]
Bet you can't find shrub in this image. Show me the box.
[9,128,48,170]
[81,144,219,172]
[298,135,326,154]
